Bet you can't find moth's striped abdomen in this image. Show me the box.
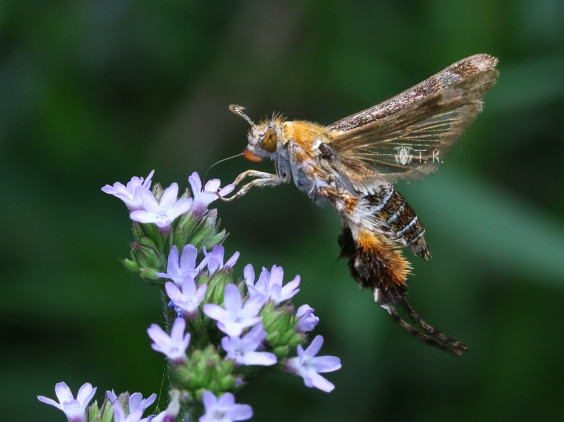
[364,185,431,260]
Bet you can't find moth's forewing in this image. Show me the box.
[325,54,499,188]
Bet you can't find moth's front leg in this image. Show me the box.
[219,170,288,201]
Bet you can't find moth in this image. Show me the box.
[221,54,499,355]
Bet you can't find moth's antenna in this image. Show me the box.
[229,104,255,127]
[204,104,255,178]
[204,152,245,179]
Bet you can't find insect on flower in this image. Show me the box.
[220,54,499,355]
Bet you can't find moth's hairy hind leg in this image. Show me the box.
[219,170,288,201]
[374,288,468,356]
[397,297,469,353]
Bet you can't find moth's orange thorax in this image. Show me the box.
[283,121,329,151]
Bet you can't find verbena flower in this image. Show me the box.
[165,276,207,319]
[199,391,253,422]
[221,323,277,367]
[202,245,240,275]
[188,172,235,217]
[106,391,157,415]
[130,183,192,234]
[37,381,96,422]
[96,171,343,420]
[157,245,203,285]
[147,318,191,365]
[295,304,319,333]
[286,335,342,393]
[203,284,265,337]
[244,264,300,305]
[101,170,154,211]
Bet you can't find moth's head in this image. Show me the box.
[229,104,284,162]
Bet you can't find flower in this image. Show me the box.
[157,245,202,285]
[188,172,235,217]
[295,304,319,333]
[102,170,154,211]
[128,392,156,414]
[203,284,265,337]
[202,245,240,275]
[221,323,277,367]
[199,390,253,422]
[106,391,157,415]
[106,390,160,422]
[129,183,192,233]
[165,276,207,319]
[285,335,342,393]
[37,382,97,422]
[147,318,191,365]
[244,264,300,305]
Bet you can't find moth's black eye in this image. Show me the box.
[261,129,277,152]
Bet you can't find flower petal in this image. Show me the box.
[180,245,198,272]
[243,351,277,366]
[202,303,228,322]
[223,284,243,313]
[159,183,179,208]
[230,403,253,421]
[75,383,96,407]
[54,382,74,404]
[304,335,324,357]
[309,372,335,393]
[313,356,342,373]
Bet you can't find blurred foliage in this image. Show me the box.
[1,0,564,421]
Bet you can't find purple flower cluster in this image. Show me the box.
[150,242,342,395]
[156,243,241,319]
[37,171,345,422]
[38,383,180,422]
[102,171,234,234]
[149,251,341,406]
[203,263,340,392]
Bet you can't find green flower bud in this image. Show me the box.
[91,395,114,422]
[122,258,139,273]
[87,400,101,421]
[205,271,234,306]
[189,210,228,250]
[130,241,166,279]
[261,302,303,358]
[174,212,200,247]
[132,222,166,250]
[176,345,236,397]
[151,182,164,199]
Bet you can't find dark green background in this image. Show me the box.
[2,0,564,421]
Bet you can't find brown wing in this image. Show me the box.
[324,54,499,192]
